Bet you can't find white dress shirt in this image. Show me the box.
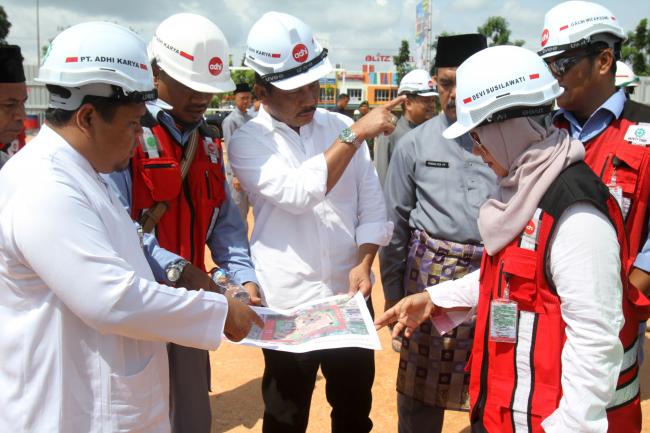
[0,125,228,433]
[229,106,393,309]
[426,203,624,433]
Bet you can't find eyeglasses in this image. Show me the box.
[545,49,602,77]
[469,131,482,147]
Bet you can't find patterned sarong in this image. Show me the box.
[396,230,483,410]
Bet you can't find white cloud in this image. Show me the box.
[4,0,649,71]
[450,0,490,12]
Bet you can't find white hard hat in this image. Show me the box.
[538,1,625,59]
[444,45,563,139]
[244,11,332,90]
[149,13,235,93]
[36,21,157,110]
[615,61,640,88]
[398,69,438,96]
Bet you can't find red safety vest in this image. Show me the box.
[469,162,647,433]
[556,100,650,266]
[130,122,226,270]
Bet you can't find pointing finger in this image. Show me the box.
[381,95,407,111]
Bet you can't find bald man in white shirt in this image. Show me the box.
[0,23,261,433]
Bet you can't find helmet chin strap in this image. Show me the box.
[260,49,328,84]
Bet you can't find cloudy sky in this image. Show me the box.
[5,0,649,72]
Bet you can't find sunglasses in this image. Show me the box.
[545,48,603,77]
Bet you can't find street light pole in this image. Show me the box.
[36,0,41,65]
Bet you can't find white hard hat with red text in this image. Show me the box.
[244,12,332,90]
[615,61,640,88]
[444,45,563,139]
[398,69,438,96]
[36,21,157,110]
[538,1,625,59]
[149,13,235,93]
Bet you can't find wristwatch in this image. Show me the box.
[166,259,190,284]
[338,127,363,148]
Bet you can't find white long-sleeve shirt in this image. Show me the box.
[229,106,393,309]
[427,203,624,433]
[0,125,229,433]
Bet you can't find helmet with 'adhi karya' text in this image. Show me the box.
[244,12,332,90]
[37,21,157,110]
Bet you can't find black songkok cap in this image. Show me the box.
[0,45,26,83]
[434,34,487,68]
[234,82,251,94]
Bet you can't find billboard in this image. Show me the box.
[415,0,431,71]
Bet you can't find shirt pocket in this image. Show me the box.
[109,354,167,431]
[138,157,183,203]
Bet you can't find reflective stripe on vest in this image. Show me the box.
[512,310,538,433]
[608,374,640,409]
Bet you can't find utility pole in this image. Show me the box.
[36,0,41,65]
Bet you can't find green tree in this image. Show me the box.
[393,40,412,84]
[621,18,650,75]
[0,6,11,44]
[477,16,524,47]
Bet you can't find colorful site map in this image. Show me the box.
[235,293,382,353]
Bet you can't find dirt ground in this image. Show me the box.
[206,247,650,433]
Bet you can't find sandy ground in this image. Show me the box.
[205,210,650,432]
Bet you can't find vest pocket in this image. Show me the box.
[139,157,183,202]
[198,163,226,206]
[613,147,642,195]
[500,252,540,312]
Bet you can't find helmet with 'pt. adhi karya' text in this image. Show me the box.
[37,21,157,110]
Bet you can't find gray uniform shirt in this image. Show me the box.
[0,151,9,170]
[374,115,415,186]
[379,114,497,301]
[222,108,253,175]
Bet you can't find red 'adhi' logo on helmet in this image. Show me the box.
[208,57,223,76]
[292,44,309,63]
[524,220,536,235]
[541,29,550,47]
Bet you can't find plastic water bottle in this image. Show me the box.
[211,268,251,304]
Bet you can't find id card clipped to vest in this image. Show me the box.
[490,276,518,344]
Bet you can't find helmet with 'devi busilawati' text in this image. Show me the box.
[244,11,332,90]
[444,45,563,139]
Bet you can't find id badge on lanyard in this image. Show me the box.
[490,275,518,343]
[608,166,631,219]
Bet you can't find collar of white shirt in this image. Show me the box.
[254,104,328,136]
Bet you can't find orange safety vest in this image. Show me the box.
[130,122,226,269]
[556,100,650,266]
[469,162,647,433]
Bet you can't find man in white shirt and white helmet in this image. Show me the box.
[228,11,403,433]
[0,21,261,433]
[374,69,437,186]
